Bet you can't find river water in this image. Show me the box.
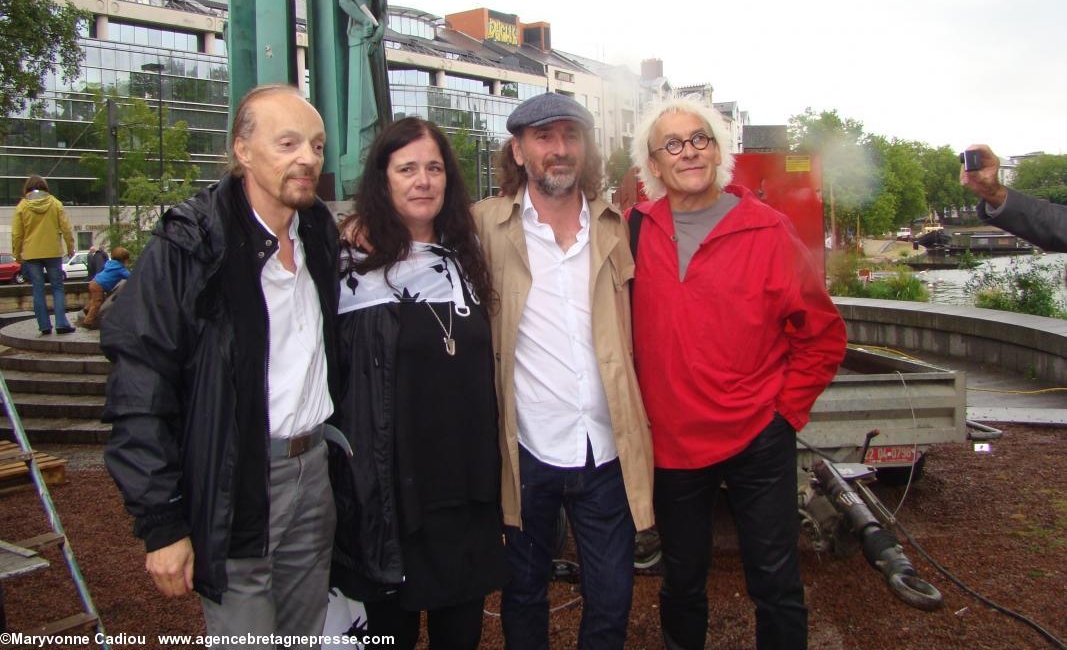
[917,252,1067,307]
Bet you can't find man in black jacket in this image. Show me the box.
[102,85,340,647]
[85,245,108,281]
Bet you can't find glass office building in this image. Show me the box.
[1,18,229,208]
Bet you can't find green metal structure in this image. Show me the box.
[226,0,391,200]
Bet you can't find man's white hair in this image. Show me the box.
[630,96,735,201]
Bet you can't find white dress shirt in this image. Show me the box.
[253,210,333,440]
[514,189,618,468]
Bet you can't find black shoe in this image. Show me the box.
[40,328,52,335]
[56,326,75,334]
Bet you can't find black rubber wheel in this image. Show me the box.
[13,271,25,285]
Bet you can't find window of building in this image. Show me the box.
[514,83,544,100]
[108,20,200,54]
[387,14,435,40]
[388,68,431,87]
[443,74,490,95]
[554,70,574,83]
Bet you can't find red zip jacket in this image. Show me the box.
[631,186,846,469]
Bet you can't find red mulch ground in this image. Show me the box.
[2,423,1065,649]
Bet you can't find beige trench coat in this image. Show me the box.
[472,187,654,531]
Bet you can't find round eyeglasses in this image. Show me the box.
[652,133,714,156]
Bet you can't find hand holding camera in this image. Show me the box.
[959,145,1007,208]
[959,150,983,172]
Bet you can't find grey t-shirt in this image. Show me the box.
[673,193,740,279]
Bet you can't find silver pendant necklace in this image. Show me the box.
[425,301,456,356]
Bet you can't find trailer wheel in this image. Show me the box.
[876,453,926,486]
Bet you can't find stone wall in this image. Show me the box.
[834,297,1067,385]
[0,282,90,315]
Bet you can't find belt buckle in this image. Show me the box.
[288,433,312,458]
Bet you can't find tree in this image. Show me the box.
[866,137,927,236]
[80,92,200,260]
[916,144,968,219]
[789,108,877,242]
[606,147,632,188]
[445,127,481,200]
[1012,154,1067,205]
[0,0,90,119]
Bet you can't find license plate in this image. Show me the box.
[863,445,917,465]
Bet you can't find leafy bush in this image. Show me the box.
[965,258,1066,318]
[955,249,982,270]
[826,252,928,302]
[867,270,929,301]
[826,251,867,297]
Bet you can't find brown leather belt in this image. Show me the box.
[269,424,325,459]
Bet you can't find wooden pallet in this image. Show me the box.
[0,441,67,493]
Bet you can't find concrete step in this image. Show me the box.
[0,312,36,328]
[0,315,101,355]
[0,417,110,444]
[0,349,111,375]
[0,369,106,396]
[0,393,104,419]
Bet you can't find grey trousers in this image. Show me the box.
[201,442,336,650]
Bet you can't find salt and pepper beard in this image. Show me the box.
[533,156,579,198]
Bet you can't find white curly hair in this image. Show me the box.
[630,96,735,201]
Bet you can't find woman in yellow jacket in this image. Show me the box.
[12,175,76,334]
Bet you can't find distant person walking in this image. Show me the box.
[12,174,76,335]
[86,246,109,281]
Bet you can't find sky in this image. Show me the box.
[405,0,1067,157]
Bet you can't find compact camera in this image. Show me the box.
[959,150,982,172]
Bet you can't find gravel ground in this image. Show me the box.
[2,423,1065,649]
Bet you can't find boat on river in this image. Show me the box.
[913,225,1034,256]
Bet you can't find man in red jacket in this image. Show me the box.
[628,97,847,650]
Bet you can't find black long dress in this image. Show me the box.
[334,243,507,612]
[391,282,507,610]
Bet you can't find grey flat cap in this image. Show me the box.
[506,93,594,134]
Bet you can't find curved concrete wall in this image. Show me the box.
[834,297,1067,385]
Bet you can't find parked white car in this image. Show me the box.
[62,252,89,280]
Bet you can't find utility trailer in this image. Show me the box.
[801,345,968,481]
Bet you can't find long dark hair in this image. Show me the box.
[341,117,492,304]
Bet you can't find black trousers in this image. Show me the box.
[363,597,485,650]
[653,414,807,650]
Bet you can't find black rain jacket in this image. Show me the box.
[329,300,405,602]
[101,174,339,603]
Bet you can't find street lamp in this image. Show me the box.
[141,62,164,220]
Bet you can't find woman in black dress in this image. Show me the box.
[330,117,506,650]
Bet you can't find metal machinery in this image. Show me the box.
[226,0,391,200]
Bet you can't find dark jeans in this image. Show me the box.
[21,258,70,332]
[501,443,635,650]
[364,597,485,650]
[654,414,807,650]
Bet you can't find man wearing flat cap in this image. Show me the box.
[472,93,653,649]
